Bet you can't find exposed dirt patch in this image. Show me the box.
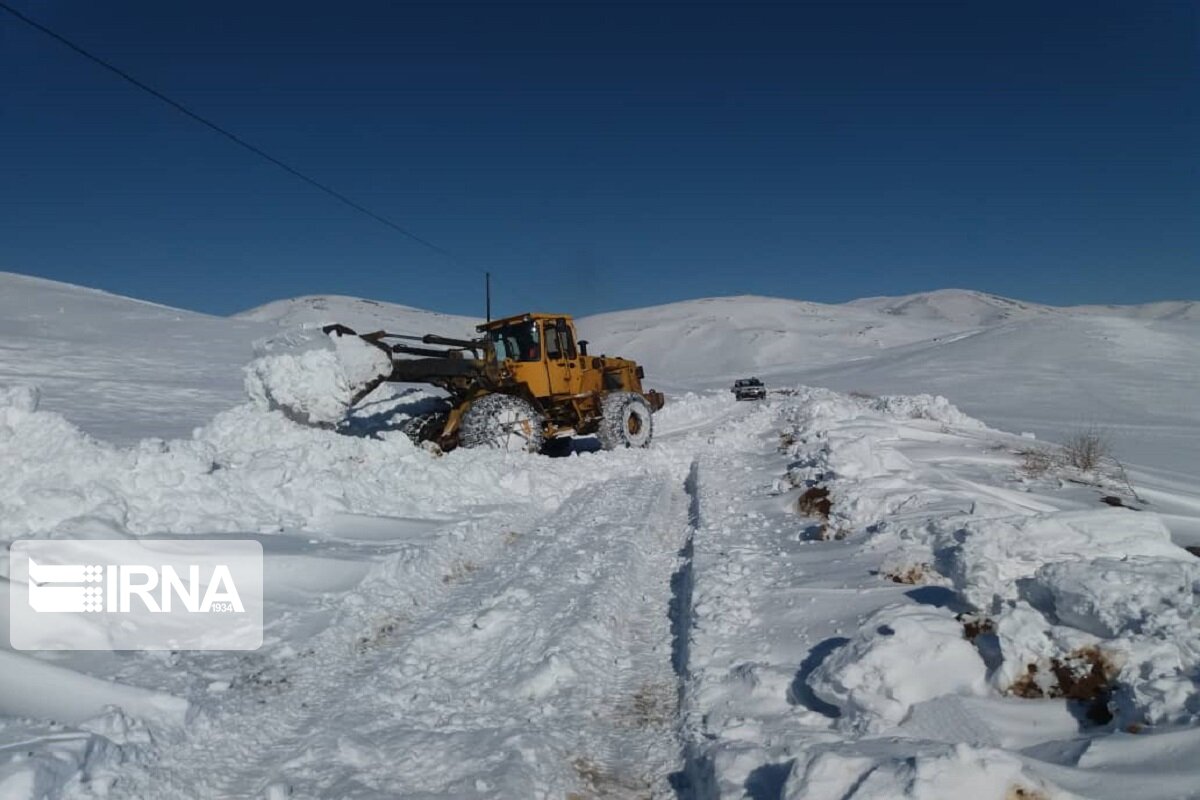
[442,560,479,584]
[1008,646,1119,724]
[796,486,832,518]
[1100,495,1138,510]
[619,681,675,729]
[882,562,933,585]
[957,613,995,642]
[568,757,651,799]
[355,613,408,653]
[1006,787,1049,800]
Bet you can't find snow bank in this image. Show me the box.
[0,651,186,729]
[0,380,681,539]
[1025,557,1200,639]
[784,742,1069,800]
[868,394,987,430]
[809,604,988,732]
[243,328,392,426]
[937,510,1186,613]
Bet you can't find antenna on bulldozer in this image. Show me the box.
[485,271,491,322]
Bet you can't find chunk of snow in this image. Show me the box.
[1024,556,1200,639]
[0,384,39,414]
[243,328,392,427]
[809,604,988,732]
[784,742,1066,800]
[937,510,1186,613]
[869,394,987,430]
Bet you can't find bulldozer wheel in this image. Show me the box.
[399,411,448,446]
[458,394,546,453]
[597,392,654,450]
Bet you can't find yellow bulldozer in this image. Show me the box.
[324,312,664,453]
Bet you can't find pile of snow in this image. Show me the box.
[0,376,686,540]
[810,604,988,732]
[244,328,393,426]
[1025,557,1200,640]
[936,510,1187,614]
[784,742,1063,800]
[984,552,1200,726]
[867,393,987,429]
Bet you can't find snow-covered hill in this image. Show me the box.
[845,288,1053,325]
[574,292,1200,478]
[575,295,963,388]
[235,294,480,338]
[0,272,269,443]
[6,273,1199,479]
[3,271,1200,798]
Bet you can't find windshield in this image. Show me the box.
[488,322,541,362]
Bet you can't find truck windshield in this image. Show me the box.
[488,322,541,362]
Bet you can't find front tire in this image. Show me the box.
[597,392,654,450]
[399,411,448,446]
[458,394,546,453]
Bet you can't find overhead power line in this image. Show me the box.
[0,0,465,267]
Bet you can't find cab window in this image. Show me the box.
[488,322,541,362]
[553,318,577,359]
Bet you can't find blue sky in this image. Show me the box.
[2,1,1196,317]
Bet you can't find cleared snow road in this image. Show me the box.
[110,472,692,799]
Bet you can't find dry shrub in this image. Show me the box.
[1062,427,1111,472]
[1017,448,1055,477]
[796,486,832,518]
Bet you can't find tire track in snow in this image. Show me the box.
[668,457,716,798]
[113,471,691,799]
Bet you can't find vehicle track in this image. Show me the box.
[112,471,689,799]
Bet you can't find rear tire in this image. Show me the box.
[458,394,546,453]
[597,392,654,450]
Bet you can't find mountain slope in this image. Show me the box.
[2,273,1197,478]
[235,294,479,339]
[576,295,963,390]
[0,272,269,443]
[845,288,1053,325]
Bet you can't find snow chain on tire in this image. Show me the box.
[597,392,654,450]
[399,411,448,447]
[458,394,546,453]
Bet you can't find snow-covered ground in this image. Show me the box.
[1,272,1199,798]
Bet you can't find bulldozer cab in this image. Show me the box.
[478,313,586,398]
